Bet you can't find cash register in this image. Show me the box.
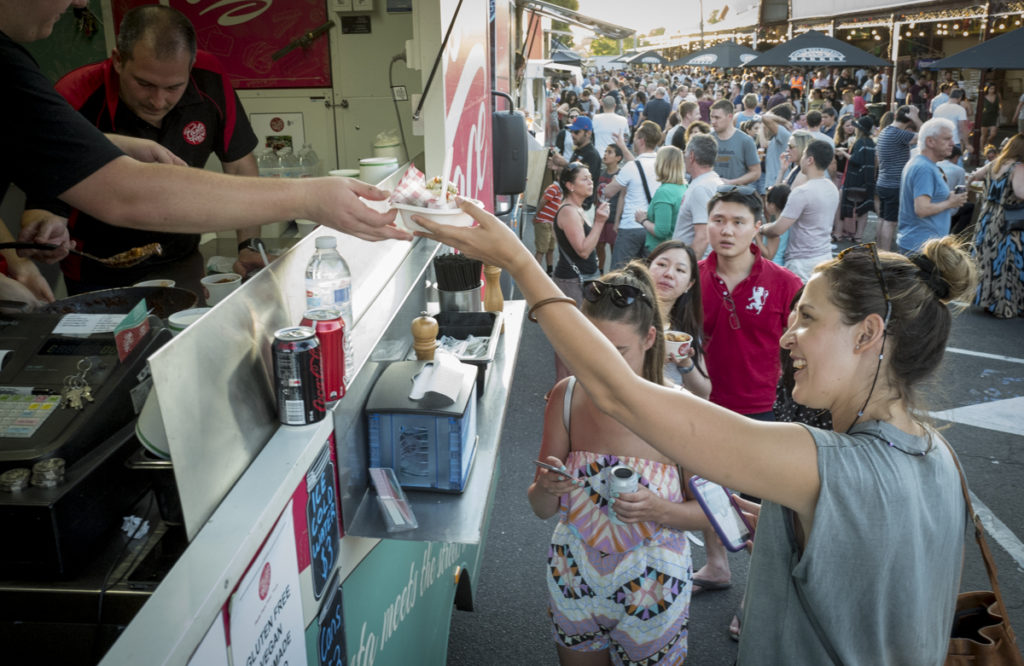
[0,311,171,576]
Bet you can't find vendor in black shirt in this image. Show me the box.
[2,2,408,298]
[23,6,263,295]
[548,116,603,210]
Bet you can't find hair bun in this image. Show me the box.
[916,237,977,305]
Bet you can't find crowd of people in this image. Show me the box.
[503,60,1023,664]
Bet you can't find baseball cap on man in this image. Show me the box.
[568,116,593,132]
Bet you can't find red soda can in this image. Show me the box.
[300,307,346,402]
[272,326,326,425]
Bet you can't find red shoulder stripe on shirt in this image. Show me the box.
[55,60,120,129]
[193,51,237,154]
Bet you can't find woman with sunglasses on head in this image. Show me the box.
[551,162,610,384]
[415,194,977,663]
[647,240,711,399]
[529,262,710,665]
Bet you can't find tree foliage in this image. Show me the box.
[588,35,635,56]
[546,0,579,49]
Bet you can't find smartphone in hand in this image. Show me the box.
[534,460,574,479]
[689,476,754,552]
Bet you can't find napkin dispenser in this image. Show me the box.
[366,358,478,492]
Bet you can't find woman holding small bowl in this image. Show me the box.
[647,240,711,399]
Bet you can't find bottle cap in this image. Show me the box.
[315,236,338,249]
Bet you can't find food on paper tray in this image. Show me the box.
[389,165,480,233]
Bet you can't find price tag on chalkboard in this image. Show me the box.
[306,443,340,600]
[317,574,346,666]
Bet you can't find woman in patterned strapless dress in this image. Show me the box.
[528,261,715,666]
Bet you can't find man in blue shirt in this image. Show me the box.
[896,118,968,254]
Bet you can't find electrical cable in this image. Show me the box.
[412,0,464,121]
[389,54,410,165]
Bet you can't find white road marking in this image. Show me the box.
[930,397,1024,437]
[946,347,1024,365]
[970,491,1024,572]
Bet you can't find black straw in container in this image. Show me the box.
[433,253,482,292]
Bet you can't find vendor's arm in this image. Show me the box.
[59,157,411,242]
[414,200,821,519]
[222,153,272,275]
[527,378,580,519]
[104,135,186,166]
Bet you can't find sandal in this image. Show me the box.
[729,603,743,642]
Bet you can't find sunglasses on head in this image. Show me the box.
[582,280,652,308]
[716,184,757,196]
[836,242,892,330]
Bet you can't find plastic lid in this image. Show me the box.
[315,236,338,249]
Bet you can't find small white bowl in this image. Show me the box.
[392,200,481,233]
[135,390,170,460]
[133,279,175,288]
[168,307,212,333]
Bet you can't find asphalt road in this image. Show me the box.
[448,224,1024,664]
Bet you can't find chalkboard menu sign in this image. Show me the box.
[306,443,340,600]
[317,575,347,666]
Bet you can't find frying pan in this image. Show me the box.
[38,286,198,320]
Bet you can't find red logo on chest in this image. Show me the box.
[182,121,207,145]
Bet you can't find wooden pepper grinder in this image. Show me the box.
[483,264,504,332]
[411,312,438,361]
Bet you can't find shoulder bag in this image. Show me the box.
[945,440,1024,665]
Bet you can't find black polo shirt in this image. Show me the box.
[1,30,123,206]
[33,51,258,284]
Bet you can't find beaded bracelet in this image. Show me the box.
[527,296,577,322]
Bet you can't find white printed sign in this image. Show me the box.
[229,503,307,666]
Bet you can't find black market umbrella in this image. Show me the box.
[622,50,668,66]
[670,40,759,69]
[930,27,1024,69]
[743,30,890,68]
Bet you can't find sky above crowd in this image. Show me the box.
[576,0,680,34]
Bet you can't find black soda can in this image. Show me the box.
[272,326,326,425]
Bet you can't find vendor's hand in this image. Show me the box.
[308,177,411,242]
[594,201,610,224]
[0,274,44,309]
[106,135,187,166]
[233,248,277,277]
[536,456,581,497]
[609,485,664,524]
[413,197,532,275]
[732,494,761,552]
[18,213,72,263]
[6,258,54,303]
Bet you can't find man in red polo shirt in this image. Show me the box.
[21,5,262,295]
[691,185,802,593]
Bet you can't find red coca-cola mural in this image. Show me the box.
[442,1,493,209]
[111,0,331,89]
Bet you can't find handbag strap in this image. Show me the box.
[636,156,654,203]
[940,437,1018,647]
[785,508,845,665]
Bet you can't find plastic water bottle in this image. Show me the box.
[278,147,301,178]
[305,236,353,384]
[298,143,320,178]
[257,148,280,176]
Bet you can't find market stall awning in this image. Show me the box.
[551,48,583,65]
[517,0,635,40]
[929,27,1024,70]
[743,29,890,68]
[622,50,668,65]
[670,40,759,68]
